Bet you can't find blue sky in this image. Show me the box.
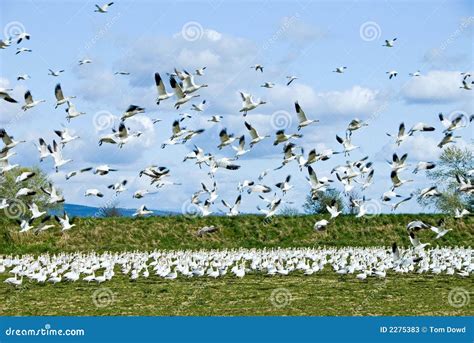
[1,0,472,214]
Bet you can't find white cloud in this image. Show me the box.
[402,70,468,103]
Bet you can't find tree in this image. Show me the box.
[98,200,123,218]
[419,146,474,213]
[278,205,300,217]
[0,166,62,220]
[303,188,345,214]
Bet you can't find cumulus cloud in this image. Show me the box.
[402,70,468,104]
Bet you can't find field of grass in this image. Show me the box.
[0,214,473,316]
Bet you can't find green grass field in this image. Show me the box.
[1,214,473,316]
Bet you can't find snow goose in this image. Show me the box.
[295,101,318,130]
[208,157,241,175]
[333,66,347,73]
[41,183,64,204]
[257,198,281,218]
[346,118,368,135]
[246,182,271,194]
[191,100,206,112]
[273,130,302,146]
[208,115,223,123]
[454,208,470,219]
[408,122,435,135]
[429,224,451,239]
[383,38,397,47]
[17,74,30,81]
[409,232,430,250]
[439,113,467,132]
[114,71,130,75]
[195,67,207,76]
[244,121,269,147]
[65,101,86,122]
[0,37,12,49]
[386,122,409,146]
[390,170,413,189]
[386,70,398,79]
[48,69,64,77]
[65,167,93,180]
[17,218,34,233]
[94,164,117,175]
[314,219,329,231]
[85,189,104,197]
[15,187,36,197]
[286,76,298,86]
[78,59,92,65]
[335,134,358,155]
[154,72,173,105]
[15,47,32,55]
[437,133,460,148]
[28,203,46,219]
[15,171,35,183]
[35,138,51,161]
[182,71,208,93]
[232,135,250,158]
[55,212,76,231]
[0,129,25,149]
[221,195,241,216]
[108,180,127,194]
[306,166,332,193]
[15,32,31,44]
[121,104,145,120]
[250,64,263,72]
[0,89,17,103]
[239,92,266,116]
[409,70,421,77]
[54,83,76,109]
[54,128,79,147]
[21,90,45,111]
[48,140,72,172]
[419,186,441,199]
[94,2,114,13]
[385,195,413,211]
[170,76,199,109]
[326,199,341,219]
[413,161,436,174]
[261,82,275,88]
[133,205,153,217]
[217,128,237,149]
[275,175,293,195]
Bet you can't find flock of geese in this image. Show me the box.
[0,3,473,285]
[2,245,472,285]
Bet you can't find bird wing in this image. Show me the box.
[55,84,64,101]
[295,102,308,123]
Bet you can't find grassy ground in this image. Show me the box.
[0,214,472,316]
[0,214,472,255]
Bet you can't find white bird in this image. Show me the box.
[257,198,281,218]
[275,175,293,195]
[208,115,223,123]
[195,67,207,76]
[114,71,130,75]
[250,64,263,72]
[21,90,45,111]
[17,74,30,81]
[48,69,64,77]
[0,88,17,103]
[170,76,199,109]
[386,122,409,146]
[454,208,470,219]
[346,118,368,135]
[244,121,269,147]
[94,164,117,176]
[0,37,12,49]
[437,133,460,148]
[133,205,153,217]
[16,47,32,55]
[409,70,421,77]
[17,218,34,233]
[15,32,31,44]
[78,59,92,65]
[54,212,76,231]
[48,140,72,172]
[273,130,302,146]
[65,167,93,180]
[54,83,76,109]
[108,180,127,194]
[154,72,173,105]
[182,70,208,93]
[326,199,341,219]
[54,128,79,147]
[390,170,413,189]
[15,187,36,197]
[413,161,436,174]
[314,219,329,231]
[232,136,250,158]
[85,189,104,197]
[419,186,441,199]
[261,82,275,88]
[286,76,298,86]
[65,101,86,122]
[429,225,451,239]
[0,129,25,149]
[121,104,145,121]
[335,134,358,155]
[333,66,347,73]
[383,37,397,47]
[217,129,237,149]
[28,202,46,219]
[386,70,398,79]
[222,195,241,216]
[239,92,266,116]
[191,100,206,112]
[41,183,64,204]
[94,2,114,13]
[409,232,430,250]
[295,101,318,130]
[438,113,467,132]
[15,171,35,183]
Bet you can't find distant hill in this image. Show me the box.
[53,203,177,218]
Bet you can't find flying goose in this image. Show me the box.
[388,153,408,172]
[65,167,93,180]
[54,128,79,147]
[208,115,223,123]
[409,70,421,77]
[232,135,250,158]
[195,67,207,76]
[170,76,199,109]
[0,89,17,103]
[335,134,358,155]
[295,101,318,130]
[439,113,467,132]
[108,180,127,194]
[390,170,413,189]
[94,164,117,175]
[383,37,397,47]
[257,198,281,218]
[78,59,92,65]
[15,171,35,183]
[419,186,441,199]
[261,82,275,88]
[133,205,153,217]
[85,189,104,197]
[15,32,31,44]
[326,199,341,219]
[21,90,45,111]
[239,92,266,116]
[333,66,347,73]
[54,84,76,108]
[41,183,64,204]
[218,128,237,149]
[286,76,298,86]
[346,118,368,135]
[17,218,34,233]
[221,195,241,216]
[121,104,145,120]
[182,71,208,93]
[114,71,130,75]
[409,232,430,250]
[15,187,36,197]
[191,100,206,112]
[386,70,398,79]
[48,69,64,77]
[54,212,76,231]
[454,208,470,219]
[437,133,460,148]
[307,166,332,193]
[386,122,409,146]
[94,2,114,13]
[65,101,86,121]
[154,72,173,105]
[275,175,293,195]
[413,161,436,174]
[0,129,25,149]
[17,74,30,81]
[250,64,263,72]
[0,37,12,49]
[408,122,435,135]
[244,121,269,147]
[48,140,72,172]
[273,130,302,146]
[16,47,32,55]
